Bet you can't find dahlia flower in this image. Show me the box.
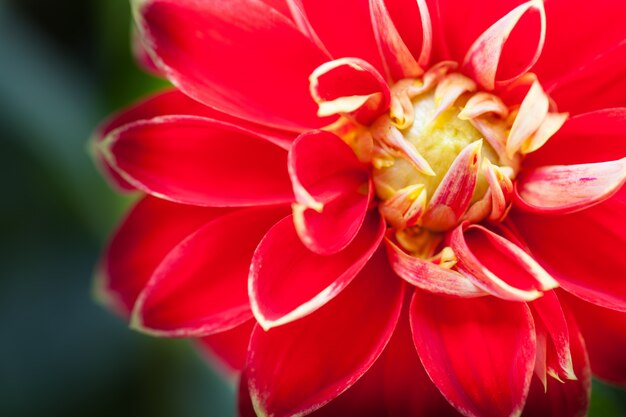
[92,0,626,416]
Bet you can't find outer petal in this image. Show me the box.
[524,109,626,168]
[384,308,461,417]
[530,291,575,384]
[296,0,385,75]
[514,159,626,215]
[462,0,545,90]
[94,196,225,316]
[449,223,558,301]
[250,212,385,330]
[246,250,404,417]
[561,291,626,386]
[533,0,626,100]
[410,291,536,417]
[289,131,371,254]
[196,319,255,376]
[309,58,390,125]
[511,188,626,311]
[93,89,296,151]
[132,26,162,76]
[546,41,626,114]
[134,0,332,131]
[100,116,294,207]
[522,299,591,417]
[131,206,287,337]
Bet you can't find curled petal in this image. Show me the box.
[94,196,226,316]
[289,131,371,254]
[130,206,287,337]
[450,223,559,301]
[369,0,423,80]
[372,120,436,175]
[410,290,536,417]
[506,80,549,158]
[100,116,294,207]
[521,112,569,154]
[133,0,331,131]
[309,58,390,125]
[463,0,546,90]
[484,160,514,222]
[250,212,385,330]
[432,73,477,120]
[247,250,404,417]
[422,140,482,231]
[385,237,485,297]
[515,158,626,215]
[380,184,427,229]
[458,92,509,120]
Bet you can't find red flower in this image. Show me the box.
[92,0,626,416]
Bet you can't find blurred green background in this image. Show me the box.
[0,0,624,416]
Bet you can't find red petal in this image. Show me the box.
[131,206,287,337]
[309,58,390,125]
[449,223,558,301]
[250,212,385,329]
[530,291,575,384]
[422,140,482,231]
[101,116,294,207]
[462,0,546,90]
[511,189,626,311]
[289,131,371,254]
[131,26,162,76]
[515,159,626,215]
[383,0,433,70]
[307,357,388,417]
[522,296,591,416]
[546,41,626,114]
[524,108,626,168]
[196,319,255,376]
[533,0,626,96]
[370,0,424,80]
[561,291,626,386]
[410,291,536,417]
[247,250,404,417]
[134,0,331,131]
[296,0,385,75]
[384,308,462,417]
[94,196,225,316]
[385,237,486,298]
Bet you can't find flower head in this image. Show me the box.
[93,0,626,416]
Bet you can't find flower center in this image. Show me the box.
[325,61,566,257]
